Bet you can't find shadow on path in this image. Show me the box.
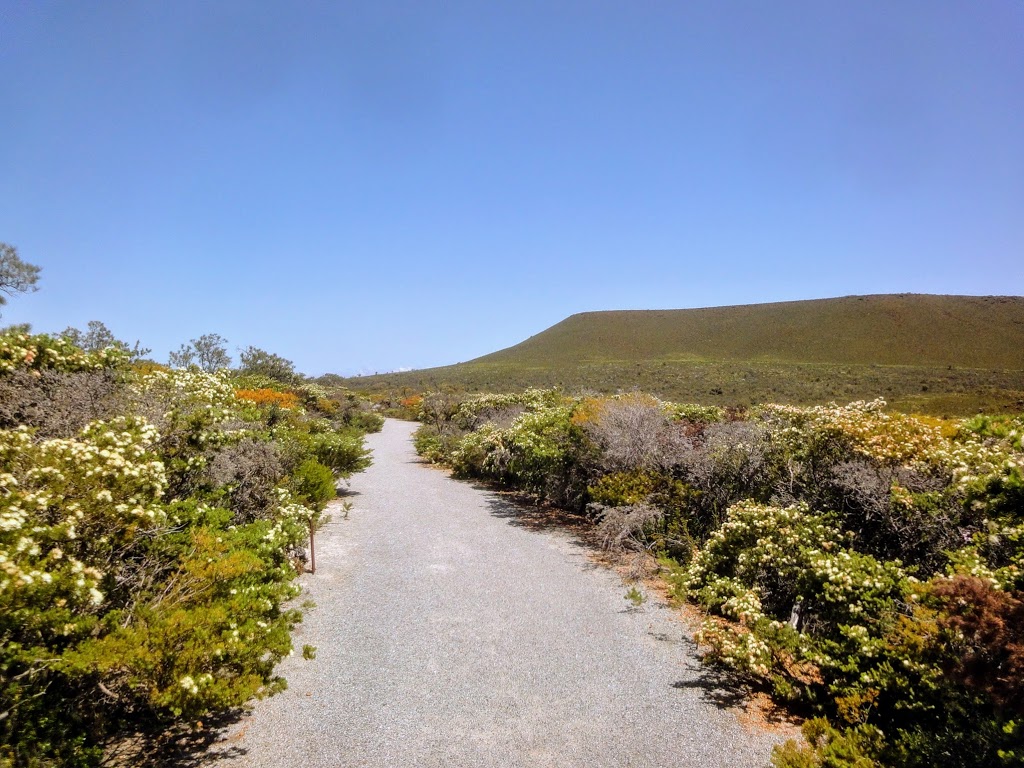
[672,673,800,728]
[480,487,591,538]
[102,710,250,767]
[476,480,796,732]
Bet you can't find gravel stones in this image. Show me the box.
[211,419,782,767]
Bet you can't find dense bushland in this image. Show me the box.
[0,330,377,766]
[340,295,1024,417]
[414,389,1024,766]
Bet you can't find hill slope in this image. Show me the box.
[471,294,1024,369]
[337,295,1024,415]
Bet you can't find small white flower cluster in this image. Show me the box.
[178,672,213,696]
[697,619,773,678]
[686,498,908,684]
[132,367,240,431]
[0,417,169,604]
[454,388,564,427]
[0,331,129,374]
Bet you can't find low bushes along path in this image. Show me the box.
[211,419,783,767]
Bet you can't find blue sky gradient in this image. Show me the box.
[2,2,1021,375]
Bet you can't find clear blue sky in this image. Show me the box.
[2,2,1021,376]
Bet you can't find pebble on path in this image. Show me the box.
[211,419,785,767]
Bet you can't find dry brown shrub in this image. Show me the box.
[932,575,1024,714]
[205,438,285,523]
[0,369,126,436]
[586,396,691,473]
[594,503,664,552]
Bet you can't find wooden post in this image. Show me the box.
[308,518,316,575]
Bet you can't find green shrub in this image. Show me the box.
[0,345,376,764]
[490,404,591,507]
[588,470,661,507]
[344,409,385,433]
[290,459,336,511]
[0,420,308,765]
[665,402,725,423]
[773,718,883,768]
[404,387,1024,768]
[300,430,372,478]
[589,470,697,560]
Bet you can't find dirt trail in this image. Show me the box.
[211,419,783,767]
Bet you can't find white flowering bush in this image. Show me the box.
[0,331,129,375]
[477,404,590,505]
[758,399,950,468]
[415,388,1024,767]
[687,501,844,615]
[687,501,913,721]
[0,342,373,766]
[0,414,312,762]
[453,387,563,430]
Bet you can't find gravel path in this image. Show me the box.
[211,419,783,767]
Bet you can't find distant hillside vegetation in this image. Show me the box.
[471,294,1024,369]
[336,295,1024,416]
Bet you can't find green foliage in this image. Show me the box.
[0,243,40,316]
[0,336,376,764]
[962,413,1024,451]
[301,430,372,478]
[408,385,1024,768]
[472,403,590,507]
[589,470,661,507]
[290,459,336,511]
[624,586,646,607]
[238,346,297,384]
[168,333,231,372]
[344,408,385,433]
[413,424,461,466]
[773,718,883,768]
[965,464,1024,526]
[666,402,725,423]
[589,470,696,560]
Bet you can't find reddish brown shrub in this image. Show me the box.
[931,575,1024,714]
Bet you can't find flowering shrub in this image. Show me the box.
[453,388,564,431]
[758,399,949,468]
[413,387,1024,767]
[0,331,129,375]
[235,388,301,410]
[0,417,309,763]
[666,402,725,424]
[479,404,590,506]
[1,345,374,765]
[688,501,908,696]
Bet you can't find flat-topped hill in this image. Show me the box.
[335,295,1024,416]
[470,294,1024,369]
